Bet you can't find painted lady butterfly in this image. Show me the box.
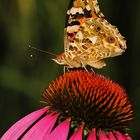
[53,0,126,69]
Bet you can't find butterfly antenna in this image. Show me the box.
[29,45,57,56]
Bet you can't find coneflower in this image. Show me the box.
[1,71,133,140]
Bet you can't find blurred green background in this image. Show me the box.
[0,0,139,139]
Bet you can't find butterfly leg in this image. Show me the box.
[90,68,95,72]
[80,60,88,72]
[87,60,106,69]
[63,66,70,74]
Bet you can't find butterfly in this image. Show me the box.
[53,0,126,69]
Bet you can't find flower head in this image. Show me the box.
[1,71,133,140]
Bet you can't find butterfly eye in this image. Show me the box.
[107,36,115,43]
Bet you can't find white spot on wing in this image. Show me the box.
[70,42,77,47]
[69,7,84,15]
[67,10,70,15]
[86,5,91,11]
[89,36,98,44]
[67,25,80,33]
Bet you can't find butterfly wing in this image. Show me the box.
[64,0,126,68]
[64,0,104,55]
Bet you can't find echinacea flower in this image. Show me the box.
[1,71,133,140]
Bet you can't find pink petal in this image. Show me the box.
[98,129,109,140]
[125,133,133,140]
[1,107,49,140]
[115,131,126,140]
[22,113,59,140]
[87,128,97,140]
[69,124,84,140]
[108,131,116,140]
[49,118,71,140]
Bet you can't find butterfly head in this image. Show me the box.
[52,53,66,65]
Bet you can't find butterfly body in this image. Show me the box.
[53,0,126,69]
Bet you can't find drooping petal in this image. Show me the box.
[98,129,109,140]
[125,133,133,140]
[49,118,71,140]
[1,107,49,140]
[115,131,126,140]
[22,113,59,140]
[69,124,83,140]
[108,131,116,140]
[87,128,97,140]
